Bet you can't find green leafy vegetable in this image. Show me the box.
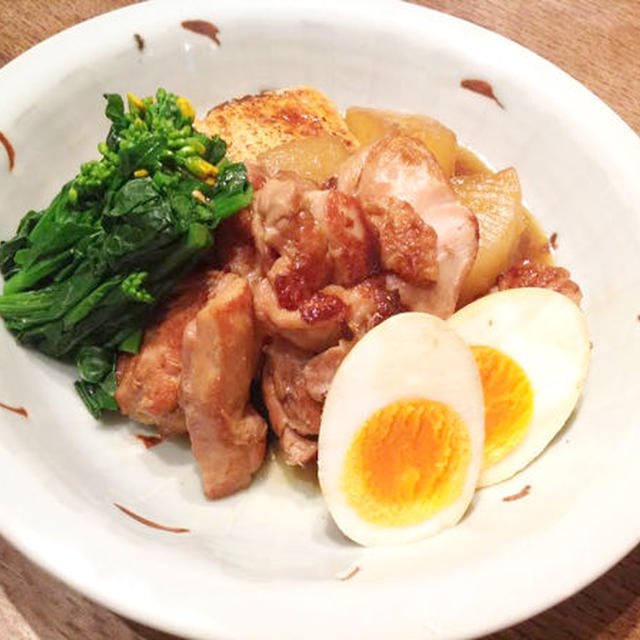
[0,88,253,417]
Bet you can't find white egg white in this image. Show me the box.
[448,287,591,487]
[318,312,485,546]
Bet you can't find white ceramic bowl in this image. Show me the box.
[1,1,640,639]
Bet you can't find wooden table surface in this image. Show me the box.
[0,1,639,638]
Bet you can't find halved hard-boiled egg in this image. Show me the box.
[318,313,484,546]
[448,287,591,487]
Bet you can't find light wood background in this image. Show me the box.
[0,1,638,638]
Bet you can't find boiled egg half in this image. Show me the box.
[318,313,484,546]
[448,287,591,487]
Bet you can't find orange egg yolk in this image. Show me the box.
[470,345,534,469]
[340,399,471,527]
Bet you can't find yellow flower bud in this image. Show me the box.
[126,92,146,113]
[177,96,195,119]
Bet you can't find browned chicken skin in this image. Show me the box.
[497,259,582,305]
[252,278,347,353]
[302,189,379,288]
[248,171,387,354]
[338,135,479,318]
[364,197,438,287]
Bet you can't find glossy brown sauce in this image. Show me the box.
[515,209,553,266]
[0,131,15,171]
[181,20,220,45]
[0,401,28,418]
[460,79,504,109]
[114,503,190,533]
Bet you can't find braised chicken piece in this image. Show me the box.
[301,190,379,287]
[212,209,261,280]
[278,429,319,468]
[364,197,438,286]
[303,340,352,403]
[324,277,404,340]
[250,171,319,268]
[497,259,582,305]
[181,272,267,498]
[115,270,213,437]
[252,173,379,296]
[259,275,404,464]
[116,269,266,498]
[262,339,323,465]
[261,338,353,464]
[267,221,332,312]
[248,172,385,353]
[338,135,479,317]
[252,278,347,352]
